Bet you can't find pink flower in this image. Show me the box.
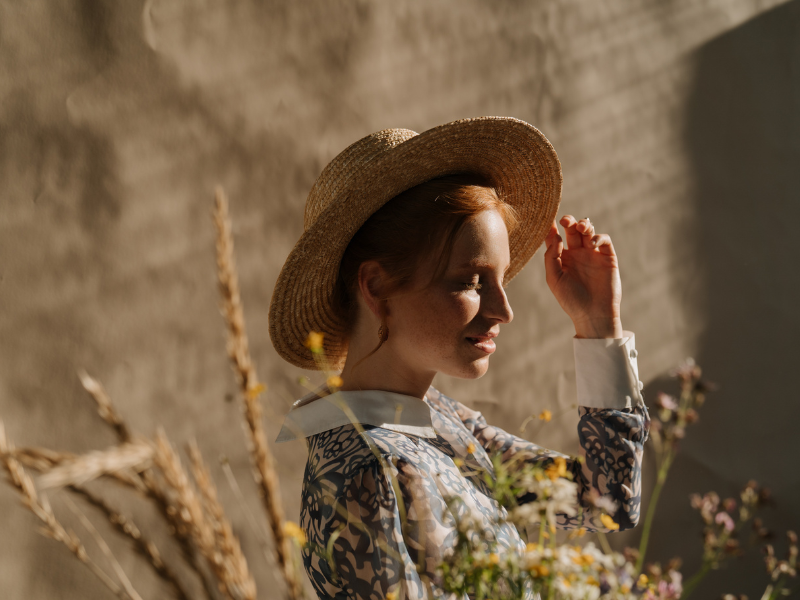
[715,511,735,532]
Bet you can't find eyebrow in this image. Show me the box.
[455,260,511,274]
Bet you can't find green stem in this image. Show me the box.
[596,530,613,556]
[635,451,673,574]
[537,516,546,551]
[680,563,711,599]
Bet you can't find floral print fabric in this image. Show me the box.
[299,386,650,599]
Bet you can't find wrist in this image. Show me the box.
[573,317,624,339]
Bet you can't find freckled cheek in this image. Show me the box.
[410,295,478,348]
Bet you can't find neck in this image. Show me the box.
[338,334,435,400]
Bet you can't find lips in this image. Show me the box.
[466,334,497,354]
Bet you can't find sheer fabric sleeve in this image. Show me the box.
[301,451,442,600]
[445,396,649,532]
[434,331,650,533]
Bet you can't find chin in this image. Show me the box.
[444,358,491,380]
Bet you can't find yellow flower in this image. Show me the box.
[586,576,600,586]
[326,375,344,389]
[245,383,266,400]
[600,514,620,531]
[539,409,552,422]
[528,564,550,577]
[525,543,537,553]
[466,443,476,455]
[304,331,325,353]
[621,584,631,593]
[283,521,307,545]
[489,553,500,565]
[386,593,398,600]
[637,574,649,587]
[453,458,464,468]
[545,457,567,481]
[571,553,595,567]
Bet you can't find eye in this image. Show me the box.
[463,279,482,291]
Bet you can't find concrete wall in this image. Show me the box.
[1,1,796,598]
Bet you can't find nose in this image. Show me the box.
[484,281,513,324]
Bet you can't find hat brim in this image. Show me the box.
[269,116,562,370]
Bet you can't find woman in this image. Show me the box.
[270,118,649,599]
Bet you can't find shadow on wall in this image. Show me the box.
[644,1,800,596]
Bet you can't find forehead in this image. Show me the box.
[448,210,511,268]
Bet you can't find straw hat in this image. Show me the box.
[269,116,562,370]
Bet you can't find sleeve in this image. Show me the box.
[300,454,437,600]
[445,331,650,533]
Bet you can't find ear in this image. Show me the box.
[357,260,388,320]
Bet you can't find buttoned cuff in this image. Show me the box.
[573,330,643,410]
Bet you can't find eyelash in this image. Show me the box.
[463,281,482,291]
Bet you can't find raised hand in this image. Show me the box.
[543,215,623,339]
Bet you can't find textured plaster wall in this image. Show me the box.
[0,1,797,598]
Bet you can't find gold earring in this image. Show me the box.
[378,324,389,342]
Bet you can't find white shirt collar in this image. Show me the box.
[275,388,437,443]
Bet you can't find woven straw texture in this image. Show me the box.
[269,116,562,370]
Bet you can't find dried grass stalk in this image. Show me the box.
[214,187,301,599]
[188,440,257,600]
[11,446,149,493]
[0,421,131,599]
[78,372,218,600]
[64,495,145,600]
[39,440,154,490]
[69,485,191,600]
[78,370,132,442]
[154,430,255,600]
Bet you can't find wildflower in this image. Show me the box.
[637,573,649,587]
[545,457,567,481]
[589,489,619,515]
[538,409,552,422]
[245,383,266,400]
[453,458,464,468]
[621,584,631,593]
[715,511,735,532]
[283,521,307,545]
[656,393,677,411]
[386,592,397,600]
[326,375,343,390]
[600,514,620,531]
[304,331,325,353]
[528,564,550,577]
[488,553,500,565]
[466,443,476,455]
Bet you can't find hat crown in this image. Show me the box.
[304,128,418,230]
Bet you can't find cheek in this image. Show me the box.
[398,292,478,349]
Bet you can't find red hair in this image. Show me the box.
[333,174,519,336]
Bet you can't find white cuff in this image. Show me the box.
[573,330,643,410]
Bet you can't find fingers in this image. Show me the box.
[559,215,612,252]
[544,220,564,284]
[559,215,594,249]
[590,233,615,255]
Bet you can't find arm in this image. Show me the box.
[441,332,649,532]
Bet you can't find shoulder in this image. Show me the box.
[426,385,485,427]
[304,422,424,484]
